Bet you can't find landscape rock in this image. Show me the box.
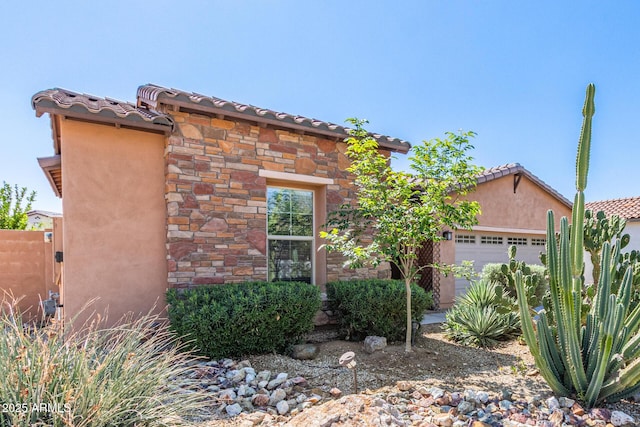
[251,393,270,407]
[225,403,243,417]
[610,410,636,426]
[276,400,290,415]
[396,380,413,391]
[269,388,287,406]
[267,372,288,389]
[363,335,387,353]
[170,357,640,426]
[291,343,320,360]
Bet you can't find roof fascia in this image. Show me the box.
[147,90,410,154]
[37,155,62,198]
[34,103,173,136]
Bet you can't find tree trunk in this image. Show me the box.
[405,277,412,352]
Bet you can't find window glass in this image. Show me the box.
[268,240,313,283]
[267,187,314,283]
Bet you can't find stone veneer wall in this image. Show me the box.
[163,110,390,290]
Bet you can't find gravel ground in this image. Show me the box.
[196,324,640,426]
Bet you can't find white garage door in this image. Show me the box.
[454,232,546,297]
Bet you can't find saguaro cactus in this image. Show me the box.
[516,84,640,407]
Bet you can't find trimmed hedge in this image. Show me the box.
[166,281,321,359]
[327,279,433,342]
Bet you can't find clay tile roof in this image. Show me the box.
[27,210,62,218]
[585,196,640,220]
[476,163,572,207]
[32,88,174,131]
[136,84,411,153]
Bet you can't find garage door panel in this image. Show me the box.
[454,232,546,297]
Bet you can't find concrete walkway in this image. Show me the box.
[420,310,447,325]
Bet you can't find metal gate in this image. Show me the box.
[416,240,440,308]
[389,240,441,308]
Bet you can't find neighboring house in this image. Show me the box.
[26,210,62,230]
[585,196,640,247]
[438,163,573,303]
[32,85,410,325]
[583,196,640,283]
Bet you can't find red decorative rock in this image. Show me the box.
[201,217,228,232]
[193,276,224,285]
[317,139,336,153]
[258,128,278,143]
[169,242,197,261]
[194,183,214,195]
[294,158,317,175]
[246,230,266,254]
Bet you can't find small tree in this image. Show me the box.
[0,181,36,230]
[321,119,482,351]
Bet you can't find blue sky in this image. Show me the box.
[2,1,640,212]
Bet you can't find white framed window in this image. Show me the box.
[480,235,503,245]
[267,187,314,284]
[531,238,546,246]
[507,237,528,246]
[455,234,476,244]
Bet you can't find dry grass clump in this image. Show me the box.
[0,298,208,427]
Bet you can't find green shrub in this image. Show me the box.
[0,301,206,427]
[482,262,548,307]
[443,279,520,348]
[166,281,321,359]
[327,279,433,342]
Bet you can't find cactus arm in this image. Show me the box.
[595,243,613,319]
[604,381,640,403]
[585,295,623,407]
[547,212,571,358]
[623,302,640,335]
[571,191,586,279]
[538,311,566,381]
[515,271,571,395]
[585,317,601,379]
[557,217,589,394]
[617,266,634,314]
[576,83,596,192]
[621,330,640,360]
[600,356,640,403]
[546,211,560,286]
[585,321,614,407]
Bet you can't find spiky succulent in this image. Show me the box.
[516,84,640,407]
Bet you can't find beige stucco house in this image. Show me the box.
[26,210,62,230]
[32,85,410,325]
[32,84,573,321]
[437,163,573,304]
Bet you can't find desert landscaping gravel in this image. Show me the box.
[184,325,639,426]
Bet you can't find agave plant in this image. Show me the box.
[516,83,640,407]
[444,279,520,348]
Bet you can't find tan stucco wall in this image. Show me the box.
[59,120,167,326]
[464,175,572,230]
[0,230,52,320]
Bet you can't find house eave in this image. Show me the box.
[137,84,411,154]
[37,155,62,198]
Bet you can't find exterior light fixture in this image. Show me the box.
[339,351,358,393]
[442,231,453,241]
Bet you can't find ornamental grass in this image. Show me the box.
[0,297,208,427]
